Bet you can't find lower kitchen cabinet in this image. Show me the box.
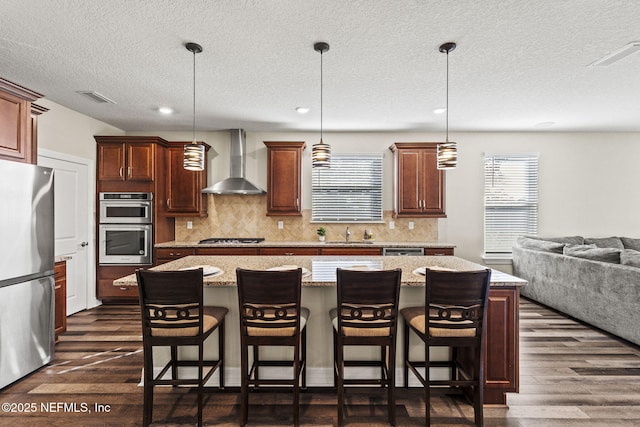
[196,247,259,256]
[97,265,140,302]
[423,247,454,256]
[457,286,519,404]
[155,247,196,265]
[320,247,382,256]
[259,247,320,256]
[54,261,67,341]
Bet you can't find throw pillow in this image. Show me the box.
[620,237,640,252]
[517,237,565,254]
[519,235,584,245]
[563,245,621,263]
[584,236,624,249]
[620,249,640,268]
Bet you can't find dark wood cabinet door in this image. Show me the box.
[0,89,31,163]
[97,265,139,302]
[390,143,446,218]
[264,141,305,216]
[98,143,126,180]
[155,247,196,265]
[423,247,454,256]
[126,142,155,181]
[259,247,320,256]
[321,247,382,256]
[419,148,445,216]
[165,145,207,216]
[397,149,422,214]
[196,247,259,256]
[54,261,67,341]
[484,287,519,403]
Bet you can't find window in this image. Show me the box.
[484,153,539,254]
[312,154,383,222]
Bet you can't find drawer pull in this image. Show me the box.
[119,287,128,291]
[284,252,294,256]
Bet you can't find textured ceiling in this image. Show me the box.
[1,0,639,132]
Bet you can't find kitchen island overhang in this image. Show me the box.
[114,255,526,405]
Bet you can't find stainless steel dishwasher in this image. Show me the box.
[382,247,424,256]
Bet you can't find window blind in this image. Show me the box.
[484,153,539,254]
[312,154,383,222]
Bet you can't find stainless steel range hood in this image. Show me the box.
[202,129,265,194]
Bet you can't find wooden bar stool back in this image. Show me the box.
[236,268,308,427]
[401,268,491,426]
[331,268,402,426]
[136,269,227,427]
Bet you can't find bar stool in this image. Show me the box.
[401,268,491,426]
[135,268,227,427]
[330,267,402,426]
[236,268,308,427]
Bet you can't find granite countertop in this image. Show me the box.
[155,240,456,249]
[114,255,526,288]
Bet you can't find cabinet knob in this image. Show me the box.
[80,241,89,247]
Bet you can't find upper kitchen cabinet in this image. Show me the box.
[96,137,156,182]
[389,142,446,218]
[165,141,209,217]
[0,78,44,164]
[264,141,306,216]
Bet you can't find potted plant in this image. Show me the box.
[316,227,326,242]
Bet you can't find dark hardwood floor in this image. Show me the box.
[1,299,639,426]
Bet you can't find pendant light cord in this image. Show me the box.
[192,49,196,143]
[320,48,324,143]
[445,48,449,143]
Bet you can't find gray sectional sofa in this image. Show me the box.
[512,235,640,346]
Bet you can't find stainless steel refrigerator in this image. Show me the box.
[0,159,55,389]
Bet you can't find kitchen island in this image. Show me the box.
[115,255,525,405]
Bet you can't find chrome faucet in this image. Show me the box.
[345,226,351,242]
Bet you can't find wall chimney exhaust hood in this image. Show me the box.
[202,129,266,195]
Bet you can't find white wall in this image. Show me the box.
[37,99,124,160]
[443,132,640,264]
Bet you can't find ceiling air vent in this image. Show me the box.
[76,90,116,104]
[589,41,640,67]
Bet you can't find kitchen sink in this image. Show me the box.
[325,240,375,244]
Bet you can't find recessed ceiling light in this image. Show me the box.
[433,107,446,114]
[296,107,310,114]
[589,41,640,66]
[534,121,555,129]
[158,107,174,115]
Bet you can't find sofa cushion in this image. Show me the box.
[584,237,624,249]
[563,245,621,263]
[517,237,565,253]
[519,235,584,245]
[620,237,640,252]
[620,249,640,268]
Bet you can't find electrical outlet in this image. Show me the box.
[409,221,414,230]
[186,221,193,230]
[278,221,284,229]
[389,221,395,230]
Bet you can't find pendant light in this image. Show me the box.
[312,42,331,168]
[437,42,458,170]
[183,42,206,171]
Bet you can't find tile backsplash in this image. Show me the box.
[174,195,438,242]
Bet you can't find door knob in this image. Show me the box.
[81,241,89,247]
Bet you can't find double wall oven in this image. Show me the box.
[98,192,153,265]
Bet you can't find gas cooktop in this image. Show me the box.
[198,237,265,244]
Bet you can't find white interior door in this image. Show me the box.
[38,150,94,315]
